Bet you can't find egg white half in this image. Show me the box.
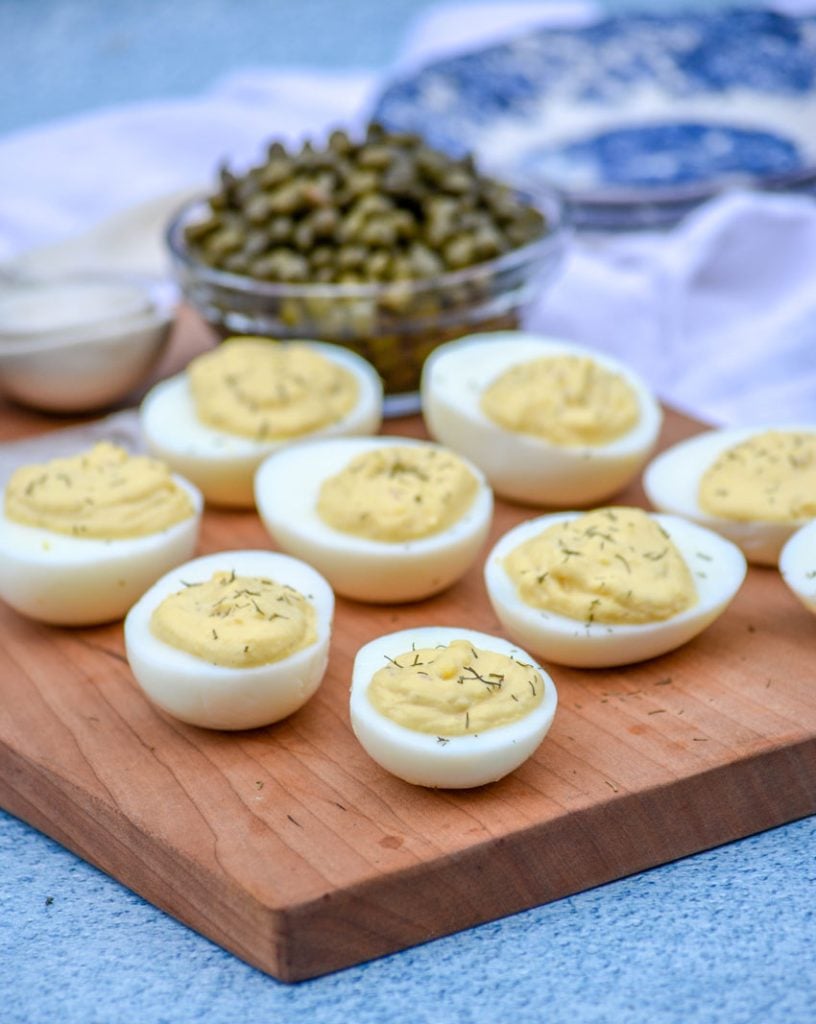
[484,511,746,668]
[254,435,493,603]
[350,626,558,788]
[0,475,202,626]
[779,521,816,616]
[643,424,816,566]
[124,549,334,730]
[140,340,383,508]
[421,332,663,506]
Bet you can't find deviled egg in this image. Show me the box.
[140,336,383,507]
[644,426,816,565]
[350,627,558,788]
[484,506,746,668]
[779,521,816,615]
[0,441,202,626]
[124,549,334,730]
[421,332,662,506]
[255,436,493,602]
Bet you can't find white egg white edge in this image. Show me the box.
[349,626,558,771]
[484,510,747,667]
[0,475,204,624]
[421,331,664,462]
[140,339,384,461]
[779,521,816,614]
[124,549,334,682]
[643,423,816,564]
[254,434,494,563]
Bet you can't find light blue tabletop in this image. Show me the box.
[1,2,814,1021]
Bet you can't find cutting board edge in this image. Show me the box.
[3,729,813,982]
[276,732,816,979]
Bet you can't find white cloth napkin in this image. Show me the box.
[1,1,816,430]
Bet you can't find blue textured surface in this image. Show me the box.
[2,808,814,1024]
[1,1,815,1019]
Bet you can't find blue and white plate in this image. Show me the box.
[372,8,816,228]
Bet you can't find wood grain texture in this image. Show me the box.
[1,313,815,981]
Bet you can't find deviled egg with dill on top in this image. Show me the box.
[255,436,493,602]
[644,425,816,565]
[350,626,558,788]
[125,549,334,730]
[421,332,662,506]
[140,336,383,508]
[484,506,746,668]
[0,441,202,626]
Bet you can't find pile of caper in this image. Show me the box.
[184,122,547,285]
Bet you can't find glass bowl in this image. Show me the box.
[165,186,569,416]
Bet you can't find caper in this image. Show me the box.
[345,170,380,198]
[259,158,292,189]
[328,129,353,155]
[471,225,505,260]
[353,193,394,218]
[184,214,221,243]
[337,244,368,271]
[308,206,339,239]
[357,145,394,171]
[267,183,304,215]
[440,169,474,195]
[359,218,397,248]
[222,252,251,275]
[336,209,368,244]
[205,227,244,260]
[293,221,315,252]
[268,216,294,244]
[442,235,476,270]
[407,242,444,278]
[365,249,392,280]
[309,245,334,269]
[242,229,271,258]
[244,192,275,225]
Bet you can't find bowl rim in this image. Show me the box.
[0,305,172,358]
[165,182,569,300]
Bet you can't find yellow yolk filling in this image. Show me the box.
[150,571,316,668]
[480,354,640,445]
[317,445,479,542]
[4,441,193,539]
[367,639,544,736]
[504,507,697,625]
[188,337,358,439]
[699,430,816,524]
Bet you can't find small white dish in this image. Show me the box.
[0,274,174,412]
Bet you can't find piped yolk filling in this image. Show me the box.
[368,639,544,736]
[504,507,696,625]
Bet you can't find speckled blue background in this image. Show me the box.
[1,1,815,1020]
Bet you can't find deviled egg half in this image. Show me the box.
[140,336,383,508]
[255,436,493,603]
[484,506,746,668]
[124,549,334,730]
[644,426,816,565]
[350,627,558,788]
[0,441,202,626]
[779,521,816,616]
[421,332,662,506]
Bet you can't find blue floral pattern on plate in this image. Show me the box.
[372,8,816,227]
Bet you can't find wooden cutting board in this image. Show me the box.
[1,314,814,982]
